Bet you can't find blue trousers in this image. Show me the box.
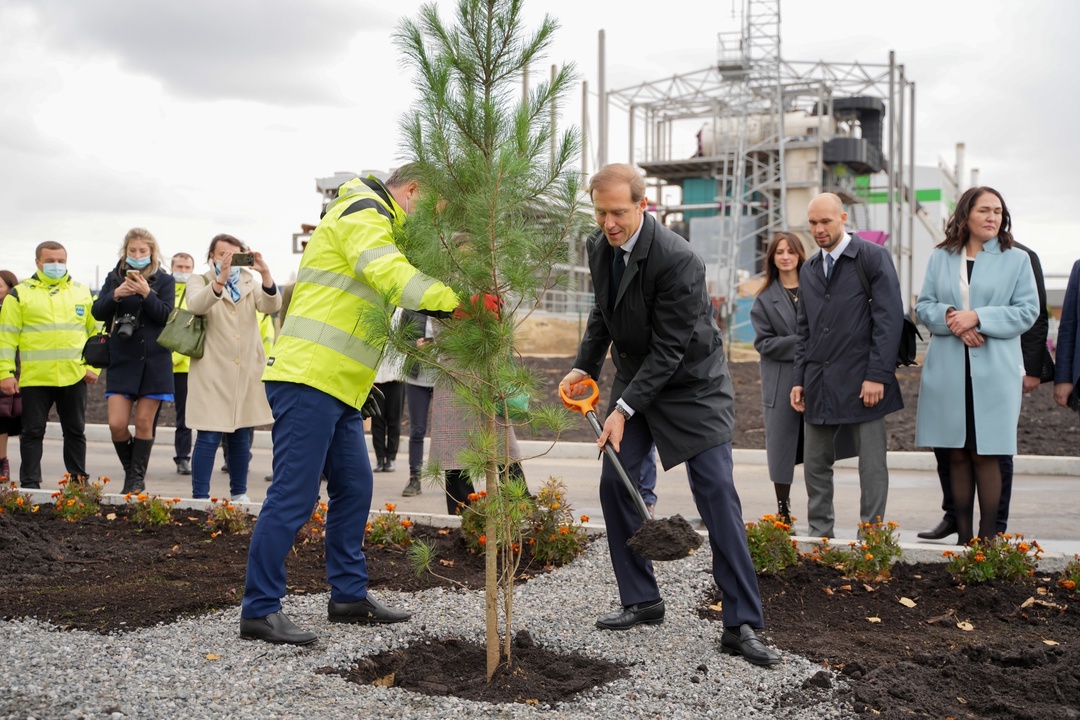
[601,414,765,628]
[191,428,251,499]
[241,381,373,619]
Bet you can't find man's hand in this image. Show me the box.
[0,377,17,395]
[559,370,588,398]
[597,409,626,453]
[860,380,884,407]
[84,369,99,384]
[1022,375,1041,394]
[790,386,805,413]
[1054,382,1075,408]
[361,385,384,419]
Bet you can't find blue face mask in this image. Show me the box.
[42,263,67,280]
[214,262,242,284]
[127,256,151,270]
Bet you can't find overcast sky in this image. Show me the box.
[2,0,1077,288]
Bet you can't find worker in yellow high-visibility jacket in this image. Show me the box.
[169,252,196,476]
[0,241,100,488]
[240,164,459,645]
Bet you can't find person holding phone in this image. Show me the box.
[91,228,175,494]
[184,234,280,502]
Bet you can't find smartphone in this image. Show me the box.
[126,269,140,279]
[231,252,254,267]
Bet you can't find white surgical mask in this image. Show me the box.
[173,271,191,283]
[42,263,67,280]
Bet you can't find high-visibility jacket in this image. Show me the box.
[263,175,458,409]
[172,281,191,374]
[0,272,99,388]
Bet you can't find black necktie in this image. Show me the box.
[825,253,835,281]
[609,248,626,307]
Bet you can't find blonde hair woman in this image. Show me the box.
[91,228,175,494]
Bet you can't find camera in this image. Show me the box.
[115,313,140,340]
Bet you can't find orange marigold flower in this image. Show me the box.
[974,552,986,563]
[1018,543,1030,553]
[400,519,413,528]
[942,550,955,558]
[478,535,487,545]
[527,537,536,545]
[467,493,480,502]
[549,535,557,542]
[137,493,149,501]
[864,553,874,561]
[773,521,788,531]
[549,502,561,510]
[478,490,487,498]
[559,526,570,535]
[887,521,899,529]
[385,502,397,512]
[172,498,182,503]
[580,515,590,523]
[1061,580,1077,590]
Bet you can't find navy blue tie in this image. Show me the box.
[610,248,626,307]
[825,253,835,281]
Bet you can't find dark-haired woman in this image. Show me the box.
[185,234,280,502]
[915,187,1038,544]
[91,228,175,494]
[750,233,806,525]
[0,270,22,482]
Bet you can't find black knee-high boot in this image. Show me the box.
[129,438,154,494]
[114,438,135,494]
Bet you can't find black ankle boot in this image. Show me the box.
[777,498,793,526]
[114,438,135,493]
[128,438,154,494]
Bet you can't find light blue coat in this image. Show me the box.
[914,239,1038,454]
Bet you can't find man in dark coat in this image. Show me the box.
[791,193,904,538]
[561,164,779,666]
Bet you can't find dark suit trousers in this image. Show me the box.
[370,381,405,462]
[601,414,765,628]
[20,382,87,485]
[173,372,191,462]
[932,447,1013,534]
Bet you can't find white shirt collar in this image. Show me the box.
[617,218,645,261]
[821,232,851,274]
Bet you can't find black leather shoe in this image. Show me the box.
[176,459,192,475]
[917,519,957,540]
[239,611,317,645]
[720,624,781,666]
[595,599,665,630]
[328,596,411,624]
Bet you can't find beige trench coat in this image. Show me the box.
[185,270,281,432]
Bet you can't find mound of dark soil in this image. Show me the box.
[702,561,1080,720]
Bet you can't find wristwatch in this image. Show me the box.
[614,404,632,420]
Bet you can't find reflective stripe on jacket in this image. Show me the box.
[262,175,458,409]
[0,273,98,387]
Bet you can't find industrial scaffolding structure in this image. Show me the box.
[559,0,924,340]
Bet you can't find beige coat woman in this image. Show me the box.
[185,269,281,432]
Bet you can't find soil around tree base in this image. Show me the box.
[625,513,704,561]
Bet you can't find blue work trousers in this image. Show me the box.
[241,381,373,619]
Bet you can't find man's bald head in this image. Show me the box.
[807,193,848,251]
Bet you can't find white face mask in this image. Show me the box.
[173,271,191,283]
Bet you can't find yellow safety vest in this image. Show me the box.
[0,273,99,387]
[263,175,458,409]
[172,282,191,374]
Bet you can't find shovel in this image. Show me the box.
[559,378,702,561]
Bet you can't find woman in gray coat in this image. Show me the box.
[750,233,806,525]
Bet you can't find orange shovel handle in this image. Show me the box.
[559,377,600,416]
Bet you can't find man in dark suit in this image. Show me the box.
[918,242,1054,540]
[791,193,904,539]
[561,164,779,667]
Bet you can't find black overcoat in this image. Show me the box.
[793,236,904,425]
[573,213,734,469]
[92,265,175,397]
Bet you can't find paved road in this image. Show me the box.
[15,423,1080,558]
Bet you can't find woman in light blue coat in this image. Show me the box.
[915,187,1038,544]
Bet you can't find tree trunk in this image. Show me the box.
[484,413,500,680]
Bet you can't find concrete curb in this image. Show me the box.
[17,490,1076,572]
[57,422,1080,477]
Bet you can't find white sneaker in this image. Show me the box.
[231,494,251,504]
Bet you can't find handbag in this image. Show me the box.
[853,251,922,367]
[157,290,206,359]
[82,332,111,368]
[0,392,20,419]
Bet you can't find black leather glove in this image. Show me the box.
[361,385,384,419]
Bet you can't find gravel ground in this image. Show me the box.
[0,541,854,720]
